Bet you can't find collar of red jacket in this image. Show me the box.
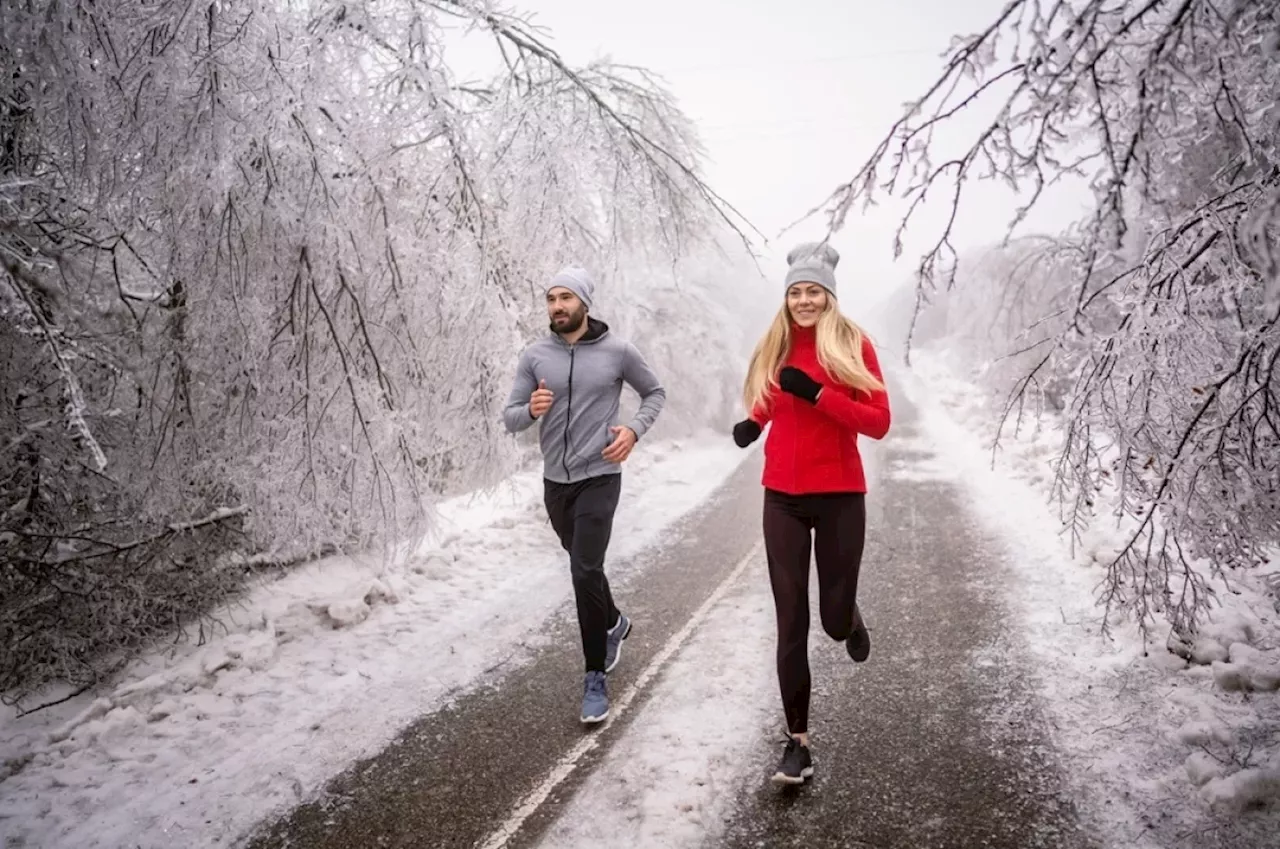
[789,323,817,343]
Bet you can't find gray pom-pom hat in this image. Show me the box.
[783,242,840,296]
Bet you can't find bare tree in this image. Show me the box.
[813,0,1280,638]
[0,0,760,707]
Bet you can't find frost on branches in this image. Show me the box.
[0,0,757,707]
[822,0,1280,637]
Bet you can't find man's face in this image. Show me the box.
[546,287,587,333]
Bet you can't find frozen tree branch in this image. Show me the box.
[0,0,764,706]
[834,0,1280,636]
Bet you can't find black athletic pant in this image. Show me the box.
[544,474,623,673]
[763,487,867,735]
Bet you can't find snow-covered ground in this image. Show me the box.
[901,348,1280,847]
[528,551,778,849]
[510,416,889,849]
[0,433,750,849]
[5,346,1275,849]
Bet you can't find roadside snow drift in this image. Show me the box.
[904,348,1280,847]
[0,434,749,849]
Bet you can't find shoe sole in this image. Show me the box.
[580,709,609,725]
[604,618,632,674]
[770,766,814,785]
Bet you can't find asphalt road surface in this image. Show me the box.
[716,388,1094,849]
[245,382,1095,849]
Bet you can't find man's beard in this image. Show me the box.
[550,306,587,334]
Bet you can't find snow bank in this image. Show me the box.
[902,348,1280,846]
[0,433,750,849]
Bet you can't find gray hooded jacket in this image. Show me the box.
[503,318,666,483]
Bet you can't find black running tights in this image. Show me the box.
[763,488,867,735]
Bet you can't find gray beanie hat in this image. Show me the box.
[783,242,839,295]
[547,265,595,310]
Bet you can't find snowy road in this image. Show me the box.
[244,453,768,849]
[7,360,1275,849]
[716,387,1093,849]
[245,384,1095,849]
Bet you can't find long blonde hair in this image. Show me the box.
[742,297,884,413]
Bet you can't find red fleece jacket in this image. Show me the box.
[751,325,891,495]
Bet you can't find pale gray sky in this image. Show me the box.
[457,0,1092,313]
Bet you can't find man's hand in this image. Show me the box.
[529,379,554,418]
[602,425,637,463]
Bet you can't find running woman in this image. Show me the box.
[731,242,891,784]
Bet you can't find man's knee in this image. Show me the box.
[570,520,612,569]
[569,541,608,581]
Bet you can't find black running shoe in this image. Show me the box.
[846,603,870,662]
[771,737,814,785]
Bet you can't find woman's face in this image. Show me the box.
[787,283,829,328]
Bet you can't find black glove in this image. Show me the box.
[732,419,762,448]
[779,366,822,404]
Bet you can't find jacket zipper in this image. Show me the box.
[562,346,576,480]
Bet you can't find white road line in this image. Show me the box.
[474,541,764,849]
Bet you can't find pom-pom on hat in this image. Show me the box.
[783,242,839,295]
